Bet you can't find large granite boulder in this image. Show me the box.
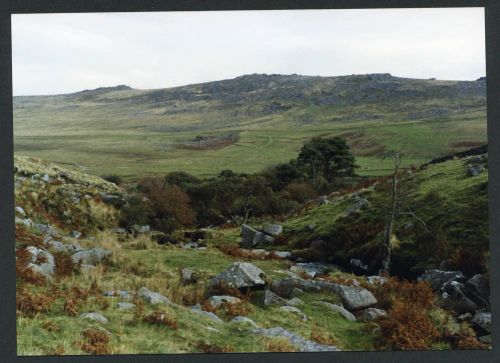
[360,308,387,321]
[137,287,172,305]
[270,276,377,310]
[251,290,286,307]
[26,246,55,278]
[314,301,356,322]
[262,224,283,237]
[181,268,199,284]
[240,224,259,247]
[331,284,377,311]
[440,281,478,314]
[34,223,58,237]
[463,274,490,308]
[280,306,307,321]
[471,312,491,333]
[207,262,267,294]
[71,248,111,266]
[80,312,108,323]
[207,295,241,308]
[240,224,275,247]
[418,269,465,291]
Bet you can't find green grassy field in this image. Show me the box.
[13,74,487,179]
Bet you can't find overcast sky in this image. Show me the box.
[12,8,485,96]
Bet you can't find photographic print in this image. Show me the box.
[12,8,490,355]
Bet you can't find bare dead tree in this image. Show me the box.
[380,152,401,275]
[379,152,430,276]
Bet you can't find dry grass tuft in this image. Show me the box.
[132,296,145,320]
[143,311,179,330]
[372,277,436,311]
[63,299,79,317]
[16,288,55,316]
[53,252,74,277]
[377,300,441,350]
[310,325,340,346]
[41,320,60,332]
[372,277,441,350]
[217,301,253,319]
[80,328,112,355]
[195,342,235,353]
[263,337,297,352]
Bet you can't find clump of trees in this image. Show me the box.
[119,136,357,233]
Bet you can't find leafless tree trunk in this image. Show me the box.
[381,152,401,275]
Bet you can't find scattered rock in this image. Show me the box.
[131,225,150,234]
[262,223,283,237]
[70,230,82,239]
[252,290,286,307]
[286,298,304,307]
[15,217,34,228]
[418,269,465,291]
[184,230,204,241]
[207,262,267,294]
[45,239,83,254]
[190,307,223,323]
[440,281,478,314]
[240,224,275,247]
[349,258,368,273]
[240,224,259,247]
[360,308,387,321]
[181,268,199,284]
[306,224,316,231]
[111,228,127,235]
[15,206,26,216]
[471,312,491,333]
[207,295,241,308]
[80,312,108,323]
[478,335,492,345]
[252,327,340,352]
[137,287,172,305]
[103,290,134,300]
[26,246,55,277]
[346,195,369,215]
[314,301,356,321]
[100,193,125,207]
[34,223,58,237]
[79,264,96,273]
[332,284,377,311]
[182,242,197,250]
[117,302,136,311]
[318,195,329,205]
[231,316,259,328]
[253,232,275,244]
[467,164,485,177]
[457,313,473,322]
[274,251,292,259]
[280,306,307,321]
[463,274,490,308]
[366,275,387,285]
[153,232,178,245]
[41,174,50,182]
[71,248,111,266]
[290,262,335,279]
[292,288,304,297]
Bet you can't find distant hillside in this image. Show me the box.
[13,73,487,179]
